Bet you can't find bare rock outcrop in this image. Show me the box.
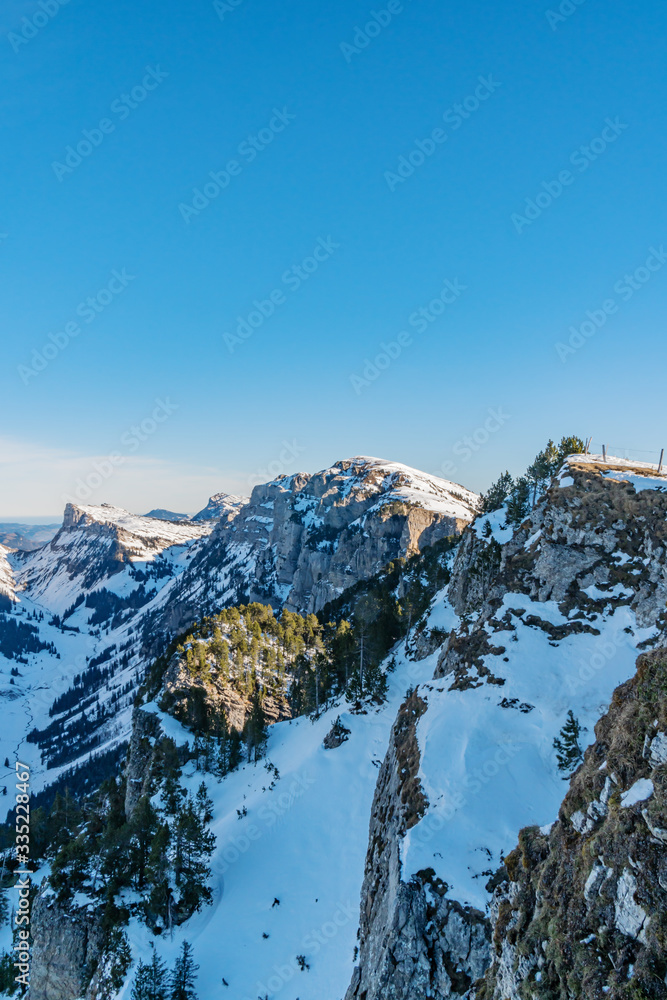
[27,890,104,1000]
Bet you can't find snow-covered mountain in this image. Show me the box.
[143,509,192,522]
[18,453,667,1000]
[0,457,478,794]
[191,492,248,522]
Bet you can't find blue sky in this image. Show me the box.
[1,0,666,517]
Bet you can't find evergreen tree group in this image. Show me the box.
[132,941,199,1000]
[481,436,585,526]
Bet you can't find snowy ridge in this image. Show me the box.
[62,503,215,546]
[13,505,214,613]
[330,456,480,520]
[192,493,248,522]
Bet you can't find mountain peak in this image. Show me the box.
[191,492,248,522]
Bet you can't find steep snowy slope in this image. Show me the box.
[345,457,667,1000]
[477,648,667,1000]
[15,503,214,612]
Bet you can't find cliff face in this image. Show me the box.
[476,649,667,1000]
[27,891,104,1000]
[345,459,667,1000]
[154,457,478,639]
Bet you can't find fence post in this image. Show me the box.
[602,445,607,463]
[659,449,664,475]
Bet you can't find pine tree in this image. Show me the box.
[557,435,585,462]
[131,959,151,1000]
[146,823,172,928]
[195,782,214,824]
[129,795,158,888]
[172,799,215,914]
[526,440,559,503]
[553,710,585,776]
[169,941,199,1000]
[480,471,514,513]
[146,944,168,1000]
[505,476,531,527]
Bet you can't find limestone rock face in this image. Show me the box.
[152,457,478,638]
[26,890,103,1000]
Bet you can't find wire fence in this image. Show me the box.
[583,440,665,472]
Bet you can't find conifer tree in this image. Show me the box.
[195,782,214,824]
[146,823,172,927]
[505,476,531,527]
[172,799,215,913]
[169,941,199,1000]
[129,795,159,888]
[480,471,514,513]
[132,944,168,1000]
[553,710,585,776]
[557,435,585,461]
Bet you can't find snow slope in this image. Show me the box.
[117,620,446,1000]
[401,596,654,909]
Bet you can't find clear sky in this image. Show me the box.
[1,0,666,518]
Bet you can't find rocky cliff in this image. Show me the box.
[152,456,478,639]
[346,458,667,1000]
